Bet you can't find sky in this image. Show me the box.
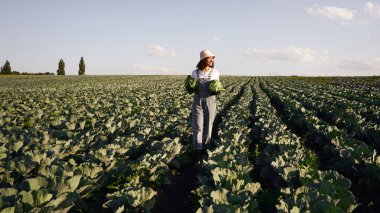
[1,0,380,76]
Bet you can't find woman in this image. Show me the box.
[191,50,220,154]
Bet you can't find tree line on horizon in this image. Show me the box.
[0,57,86,76]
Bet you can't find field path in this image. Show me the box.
[152,160,198,213]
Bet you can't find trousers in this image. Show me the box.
[192,95,217,150]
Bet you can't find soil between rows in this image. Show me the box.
[152,164,198,213]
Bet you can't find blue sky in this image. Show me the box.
[1,0,379,76]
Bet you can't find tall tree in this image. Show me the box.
[0,60,12,74]
[57,59,65,75]
[78,57,85,75]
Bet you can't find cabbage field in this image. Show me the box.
[0,75,379,213]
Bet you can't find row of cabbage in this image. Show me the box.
[275,77,379,126]
[285,77,379,105]
[260,79,380,209]
[262,79,380,167]
[0,76,246,212]
[100,76,248,212]
[277,80,380,139]
[193,78,262,212]
[1,76,179,212]
[252,79,357,212]
[0,76,195,212]
[330,76,380,92]
[97,77,193,211]
[332,77,380,92]
[95,76,250,212]
[268,78,380,154]
[2,75,373,212]
[269,78,376,135]
[0,76,136,212]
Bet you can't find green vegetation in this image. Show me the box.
[185,75,196,93]
[209,79,225,94]
[57,59,65,75]
[78,57,85,75]
[0,75,379,212]
[0,60,12,74]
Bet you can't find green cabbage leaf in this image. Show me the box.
[209,80,225,94]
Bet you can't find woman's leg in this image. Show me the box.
[192,97,204,151]
[203,96,217,149]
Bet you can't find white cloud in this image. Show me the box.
[338,58,380,71]
[145,45,175,57]
[305,4,356,22]
[132,63,172,73]
[244,46,319,63]
[212,36,221,42]
[364,2,380,18]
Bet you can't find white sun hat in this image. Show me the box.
[199,50,215,61]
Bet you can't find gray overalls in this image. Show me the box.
[192,69,217,151]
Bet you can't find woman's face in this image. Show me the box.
[205,56,215,67]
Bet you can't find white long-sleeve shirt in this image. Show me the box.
[191,68,220,81]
